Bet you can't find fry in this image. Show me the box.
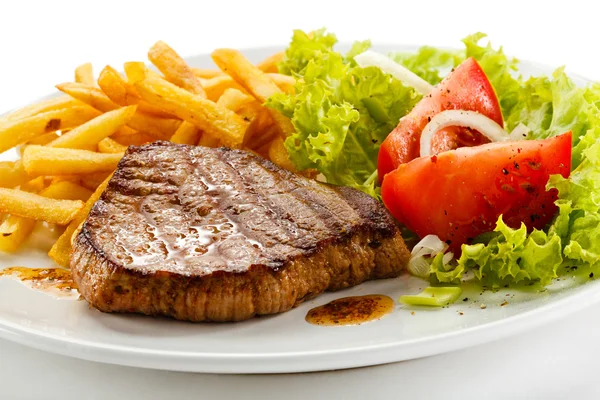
[266,73,296,94]
[216,88,255,112]
[268,136,296,172]
[135,77,249,147]
[148,41,206,96]
[78,171,112,191]
[211,49,294,136]
[170,122,200,145]
[98,137,128,153]
[0,216,37,253]
[26,132,60,146]
[49,174,112,267]
[20,177,46,193]
[123,61,163,83]
[0,106,100,154]
[203,75,248,102]
[257,51,284,73]
[23,145,123,176]
[0,96,83,123]
[75,63,94,85]
[0,161,30,188]
[49,106,137,149]
[197,132,220,147]
[56,83,179,139]
[0,188,83,225]
[191,68,224,79]
[111,129,155,146]
[98,66,172,118]
[40,181,93,202]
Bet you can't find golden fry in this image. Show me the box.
[170,122,200,145]
[0,215,37,253]
[216,88,255,112]
[123,62,163,83]
[268,136,296,172]
[98,137,128,153]
[0,188,83,225]
[197,132,220,147]
[49,174,112,267]
[75,63,94,85]
[26,132,60,146]
[148,41,206,96]
[111,129,154,146]
[0,96,83,123]
[49,106,137,149]
[257,51,284,73]
[98,66,172,118]
[203,75,248,102]
[211,49,294,136]
[135,77,249,147]
[40,181,93,202]
[0,161,30,188]
[78,171,112,191]
[266,73,296,94]
[56,83,178,139]
[191,68,224,79]
[23,145,123,176]
[0,106,100,154]
[20,177,46,193]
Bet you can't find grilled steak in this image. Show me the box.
[71,142,410,322]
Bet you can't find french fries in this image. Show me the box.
[22,145,123,176]
[0,216,37,253]
[49,106,137,149]
[49,174,112,267]
[75,63,94,85]
[216,88,255,111]
[203,75,248,102]
[148,41,206,97]
[123,61,163,83]
[97,65,172,118]
[211,49,295,137]
[0,188,83,225]
[40,181,93,202]
[0,96,83,123]
[135,77,249,147]
[55,82,179,140]
[268,136,296,172]
[170,122,200,145]
[0,106,100,154]
[98,137,128,153]
[0,43,302,265]
[0,161,30,188]
[257,52,284,73]
[192,68,224,79]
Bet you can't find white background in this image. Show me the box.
[1,0,600,398]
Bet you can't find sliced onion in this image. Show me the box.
[408,234,448,278]
[509,123,530,141]
[420,110,510,157]
[442,252,455,265]
[354,50,434,95]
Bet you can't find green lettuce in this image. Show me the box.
[269,29,420,196]
[390,47,463,85]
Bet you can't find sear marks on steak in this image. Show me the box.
[71,142,410,322]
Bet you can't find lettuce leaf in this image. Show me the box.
[390,47,463,85]
[269,30,420,196]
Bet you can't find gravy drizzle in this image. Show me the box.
[0,266,78,293]
[305,294,394,326]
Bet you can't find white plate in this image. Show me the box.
[0,45,598,374]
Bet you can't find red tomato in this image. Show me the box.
[378,57,503,180]
[381,132,572,251]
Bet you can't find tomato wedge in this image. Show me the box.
[378,57,503,180]
[381,132,572,251]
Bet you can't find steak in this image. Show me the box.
[71,142,410,322]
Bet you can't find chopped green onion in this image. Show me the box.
[399,286,463,307]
